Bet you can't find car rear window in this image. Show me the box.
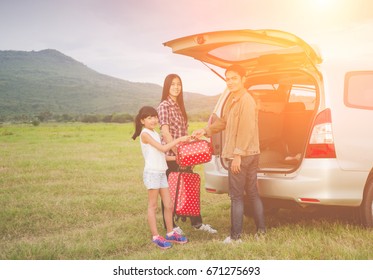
[208,42,303,62]
[289,85,316,110]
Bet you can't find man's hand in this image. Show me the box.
[231,155,241,174]
[191,128,206,139]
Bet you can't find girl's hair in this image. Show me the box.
[132,106,158,140]
[161,74,188,123]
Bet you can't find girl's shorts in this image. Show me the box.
[143,171,168,190]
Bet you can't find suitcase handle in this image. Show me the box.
[177,139,209,148]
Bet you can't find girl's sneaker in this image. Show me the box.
[152,236,172,249]
[166,231,188,244]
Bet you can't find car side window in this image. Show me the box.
[344,71,373,110]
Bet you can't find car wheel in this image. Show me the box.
[360,177,373,228]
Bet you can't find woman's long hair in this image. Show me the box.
[131,106,158,140]
[161,74,188,123]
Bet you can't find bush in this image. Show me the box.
[31,119,40,126]
[81,114,100,123]
[111,113,133,123]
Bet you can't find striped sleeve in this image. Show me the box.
[157,101,169,128]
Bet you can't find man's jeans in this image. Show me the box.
[228,154,265,239]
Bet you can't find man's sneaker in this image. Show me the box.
[173,226,184,235]
[166,231,188,244]
[254,230,266,241]
[152,236,172,249]
[195,224,217,234]
[223,236,242,244]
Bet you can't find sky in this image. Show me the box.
[1,0,373,95]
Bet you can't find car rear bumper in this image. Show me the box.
[204,157,366,207]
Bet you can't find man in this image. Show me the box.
[192,64,266,243]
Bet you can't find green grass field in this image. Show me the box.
[1,123,372,260]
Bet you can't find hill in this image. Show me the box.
[0,49,219,118]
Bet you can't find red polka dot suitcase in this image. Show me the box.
[176,140,212,167]
[168,172,200,217]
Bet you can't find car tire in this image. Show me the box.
[360,176,373,228]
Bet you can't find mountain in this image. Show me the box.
[0,49,219,117]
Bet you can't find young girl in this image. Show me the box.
[132,106,189,249]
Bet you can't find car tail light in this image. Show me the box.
[298,198,320,203]
[305,108,336,158]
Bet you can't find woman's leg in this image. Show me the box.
[186,165,203,228]
[190,216,203,227]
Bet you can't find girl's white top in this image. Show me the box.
[140,128,168,172]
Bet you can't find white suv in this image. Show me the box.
[164,29,373,227]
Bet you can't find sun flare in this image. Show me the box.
[315,0,336,10]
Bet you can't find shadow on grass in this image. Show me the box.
[263,205,362,229]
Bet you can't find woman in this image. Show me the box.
[157,73,217,234]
